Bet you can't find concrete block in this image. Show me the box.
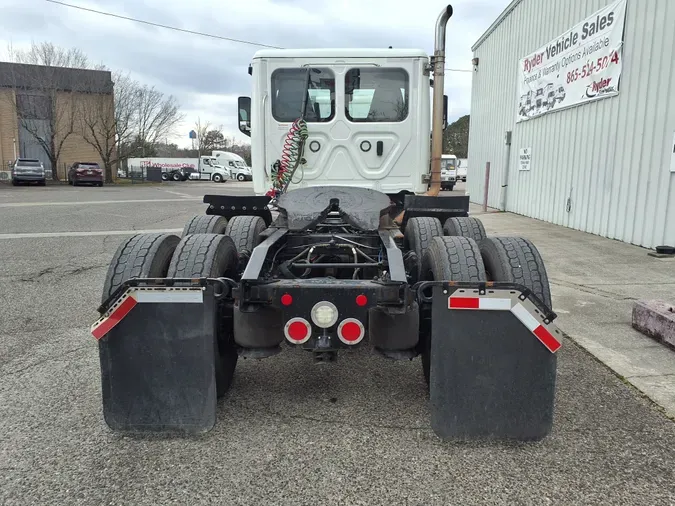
[632,300,675,349]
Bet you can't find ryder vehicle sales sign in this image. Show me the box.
[517,0,627,123]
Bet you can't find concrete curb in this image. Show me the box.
[632,300,675,349]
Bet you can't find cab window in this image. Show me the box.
[345,68,409,122]
[271,68,335,123]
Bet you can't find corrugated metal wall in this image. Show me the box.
[467,0,675,249]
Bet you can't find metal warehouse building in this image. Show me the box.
[467,0,674,249]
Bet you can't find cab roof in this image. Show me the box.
[252,48,429,60]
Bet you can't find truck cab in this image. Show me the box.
[212,151,253,181]
[440,154,457,191]
[238,49,439,196]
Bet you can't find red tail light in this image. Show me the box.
[284,317,311,344]
[337,318,365,345]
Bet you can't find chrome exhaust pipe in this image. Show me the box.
[428,4,454,197]
[393,4,453,225]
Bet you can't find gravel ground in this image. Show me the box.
[1,182,674,506]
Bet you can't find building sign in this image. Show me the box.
[517,0,627,123]
[519,148,532,171]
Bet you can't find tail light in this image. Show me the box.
[284,317,311,345]
[337,318,365,345]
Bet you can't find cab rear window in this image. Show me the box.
[345,68,409,123]
[271,68,335,123]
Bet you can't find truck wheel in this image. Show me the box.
[212,173,224,183]
[479,237,552,308]
[420,236,486,386]
[161,172,168,181]
[101,233,180,304]
[167,234,239,397]
[443,217,486,242]
[237,174,246,181]
[182,215,228,237]
[404,217,443,280]
[172,172,181,181]
[225,216,266,255]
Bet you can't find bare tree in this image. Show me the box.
[78,71,135,182]
[7,41,92,69]
[135,85,184,153]
[194,119,228,153]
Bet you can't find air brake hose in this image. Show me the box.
[266,118,309,200]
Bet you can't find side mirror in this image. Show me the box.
[443,95,448,129]
[238,96,251,137]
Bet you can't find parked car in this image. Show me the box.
[11,158,46,186]
[68,162,104,187]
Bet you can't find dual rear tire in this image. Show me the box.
[102,215,268,398]
[405,216,552,386]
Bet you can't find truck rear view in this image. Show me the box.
[91,4,562,442]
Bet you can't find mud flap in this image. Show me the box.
[92,285,218,434]
[429,285,561,441]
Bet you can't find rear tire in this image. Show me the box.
[443,217,487,242]
[479,237,552,308]
[182,215,228,237]
[225,216,266,255]
[167,234,239,397]
[101,233,180,304]
[420,236,486,386]
[404,217,443,280]
[212,173,224,183]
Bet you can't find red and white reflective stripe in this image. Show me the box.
[91,294,137,341]
[448,297,511,310]
[91,289,203,341]
[510,303,561,353]
[447,294,561,354]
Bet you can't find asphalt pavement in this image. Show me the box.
[1,181,674,506]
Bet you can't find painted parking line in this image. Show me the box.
[0,198,201,208]
[0,229,183,240]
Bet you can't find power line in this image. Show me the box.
[44,0,284,49]
[44,0,475,72]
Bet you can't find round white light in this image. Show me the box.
[310,301,339,328]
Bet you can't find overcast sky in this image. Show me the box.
[0,0,509,147]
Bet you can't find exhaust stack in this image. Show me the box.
[427,4,454,197]
[394,5,453,225]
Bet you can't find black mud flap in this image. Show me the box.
[428,284,561,441]
[91,285,218,434]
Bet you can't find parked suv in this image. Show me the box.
[11,158,46,186]
[68,162,104,187]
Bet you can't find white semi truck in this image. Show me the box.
[212,151,253,181]
[93,5,561,443]
[125,156,230,182]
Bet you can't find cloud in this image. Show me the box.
[1,0,508,144]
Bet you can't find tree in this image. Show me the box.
[443,114,470,158]
[7,41,96,70]
[78,70,134,182]
[134,85,184,150]
[201,129,228,152]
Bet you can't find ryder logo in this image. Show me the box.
[586,77,615,98]
[523,52,544,73]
